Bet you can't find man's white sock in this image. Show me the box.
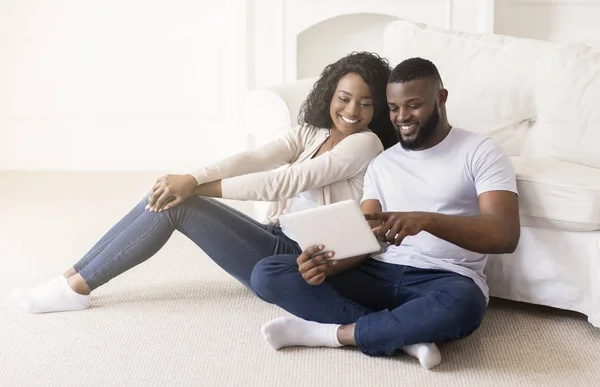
[10,276,91,314]
[261,316,342,350]
[401,343,442,370]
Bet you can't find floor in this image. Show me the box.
[1,171,599,386]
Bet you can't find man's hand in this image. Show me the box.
[147,174,198,212]
[296,245,337,286]
[364,212,432,246]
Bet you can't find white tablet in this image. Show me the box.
[279,200,382,260]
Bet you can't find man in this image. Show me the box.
[250,58,520,370]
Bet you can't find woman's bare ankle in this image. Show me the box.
[67,274,92,295]
[63,268,77,278]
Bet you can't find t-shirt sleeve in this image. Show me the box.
[361,158,380,203]
[470,137,518,196]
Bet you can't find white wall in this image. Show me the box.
[252,0,496,88]
[5,0,598,171]
[297,13,398,80]
[495,0,600,48]
[0,0,249,171]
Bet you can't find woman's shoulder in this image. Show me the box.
[294,124,383,155]
[295,123,322,136]
[293,123,327,144]
[341,129,384,154]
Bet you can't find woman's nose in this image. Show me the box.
[345,101,360,116]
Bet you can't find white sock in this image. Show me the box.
[401,343,442,370]
[261,316,342,350]
[10,276,91,314]
[10,276,65,299]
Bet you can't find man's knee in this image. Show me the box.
[433,280,487,335]
[250,255,298,300]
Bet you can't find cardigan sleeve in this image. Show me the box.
[188,126,303,185]
[220,131,383,201]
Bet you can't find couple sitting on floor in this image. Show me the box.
[11,54,520,370]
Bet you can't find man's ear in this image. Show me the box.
[437,88,448,108]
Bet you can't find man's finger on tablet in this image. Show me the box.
[310,252,329,265]
[372,225,389,243]
[315,252,334,264]
[371,225,382,240]
[299,252,329,273]
[387,223,402,244]
[394,230,409,246]
[296,245,324,265]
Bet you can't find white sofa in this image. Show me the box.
[242,20,600,327]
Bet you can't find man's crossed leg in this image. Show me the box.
[251,254,486,370]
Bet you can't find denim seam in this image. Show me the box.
[74,236,118,272]
[81,211,170,284]
[398,276,485,311]
[176,202,276,259]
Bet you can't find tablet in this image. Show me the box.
[278,199,382,260]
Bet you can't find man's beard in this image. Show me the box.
[397,106,439,150]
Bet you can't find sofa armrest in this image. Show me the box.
[242,77,317,145]
[240,77,317,221]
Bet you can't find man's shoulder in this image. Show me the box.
[451,128,491,147]
[449,128,505,158]
[370,143,400,164]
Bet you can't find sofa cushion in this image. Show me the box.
[522,44,600,169]
[381,20,555,156]
[512,157,600,231]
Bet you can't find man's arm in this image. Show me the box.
[425,190,520,254]
[367,190,520,255]
[327,199,382,276]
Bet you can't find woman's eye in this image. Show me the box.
[360,103,372,108]
[338,97,349,103]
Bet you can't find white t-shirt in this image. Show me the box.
[362,128,517,301]
[280,188,321,240]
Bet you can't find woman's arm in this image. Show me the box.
[191,180,222,198]
[189,126,303,186]
[219,132,384,202]
[148,127,303,210]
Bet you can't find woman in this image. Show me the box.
[11,52,397,314]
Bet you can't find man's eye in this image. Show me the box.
[409,104,421,109]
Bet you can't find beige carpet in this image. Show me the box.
[1,172,599,387]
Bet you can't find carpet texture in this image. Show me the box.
[1,172,599,386]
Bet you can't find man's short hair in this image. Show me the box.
[388,57,443,86]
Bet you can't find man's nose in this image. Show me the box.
[398,108,411,123]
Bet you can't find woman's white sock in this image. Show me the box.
[11,276,90,314]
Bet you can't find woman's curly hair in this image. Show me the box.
[298,51,398,149]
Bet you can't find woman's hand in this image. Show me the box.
[296,245,337,285]
[147,174,198,212]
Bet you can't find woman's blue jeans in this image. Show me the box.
[73,194,302,291]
